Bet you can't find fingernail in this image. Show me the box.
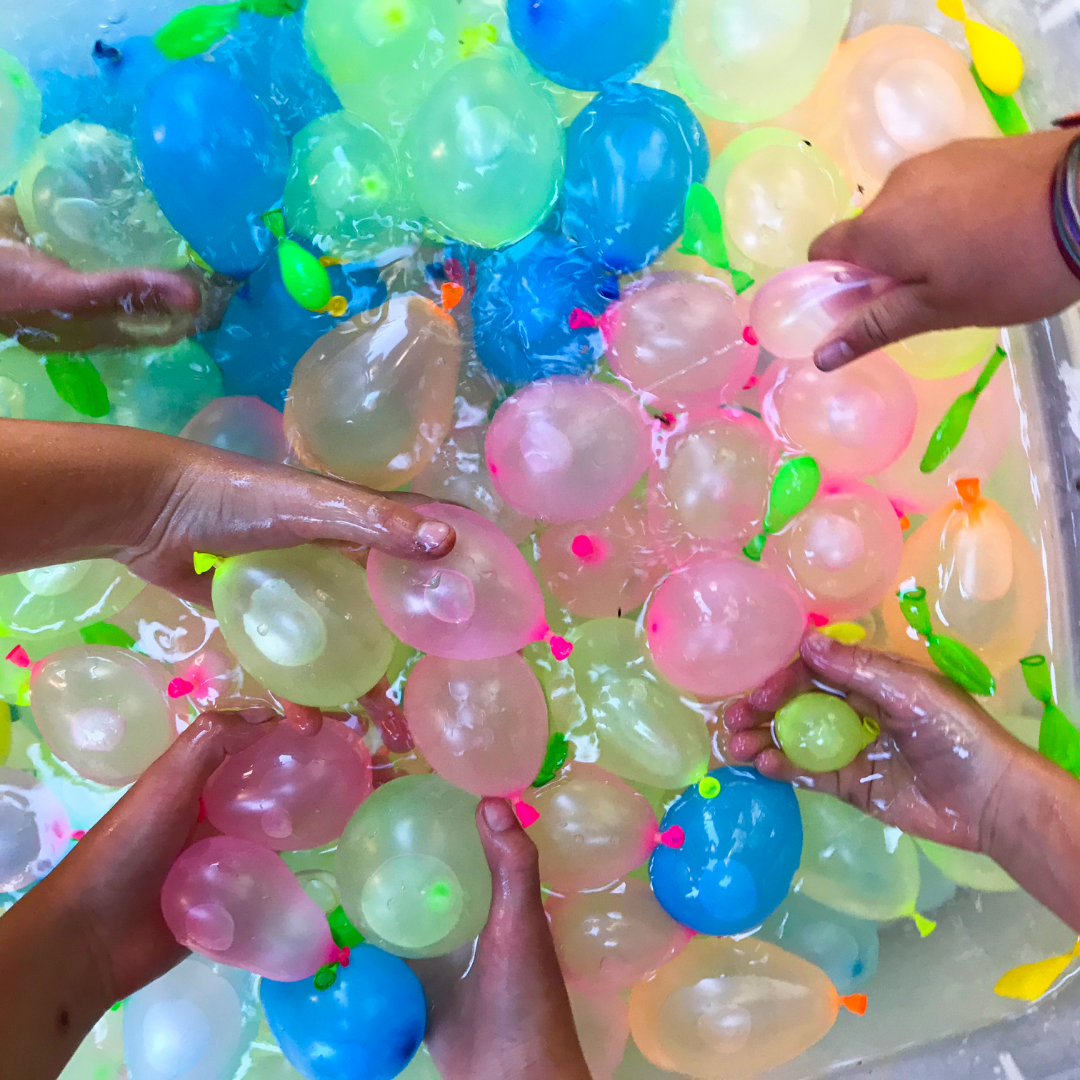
[417,521,452,553]
[815,339,855,371]
[482,798,516,833]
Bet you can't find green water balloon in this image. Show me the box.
[744,456,821,562]
[678,183,754,294]
[774,692,874,773]
[915,838,1018,893]
[1022,654,1080,778]
[278,240,333,313]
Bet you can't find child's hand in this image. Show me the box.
[725,630,1032,851]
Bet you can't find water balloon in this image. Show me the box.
[180,396,289,462]
[0,767,69,893]
[774,691,874,773]
[0,49,42,192]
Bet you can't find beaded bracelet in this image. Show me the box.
[1051,132,1080,282]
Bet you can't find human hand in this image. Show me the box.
[426,799,592,1080]
[808,129,1080,370]
[724,631,1038,852]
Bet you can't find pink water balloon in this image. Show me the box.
[749,261,896,360]
[518,762,659,893]
[403,653,549,798]
[537,498,663,620]
[604,273,757,412]
[548,877,693,994]
[367,503,545,659]
[764,480,904,621]
[485,377,654,523]
[759,353,917,479]
[646,558,806,699]
[161,836,335,981]
[203,719,372,851]
[180,396,289,463]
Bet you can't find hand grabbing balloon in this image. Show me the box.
[808,131,1080,369]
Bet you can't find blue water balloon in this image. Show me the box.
[562,83,708,273]
[204,256,385,408]
[508,0,674,91]
[649,766,802,936]
[472,232,618,385]
[260,944,426,1080]
[135,58,289,279]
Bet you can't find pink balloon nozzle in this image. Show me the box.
[6,646,30,669]
[568,307,600,330]
[514,799,541,829]
[658,825,685,850]
[168,677,195,699]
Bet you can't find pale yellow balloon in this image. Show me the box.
[916,839,1019,893]
[886,327,999,380]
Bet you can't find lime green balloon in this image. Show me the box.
[915,839,1018,894]
[0,50,41,193]
[0,342,88,423]
[15,122,187,272]
[567,618,710,790]
[796,789,921,921]
[283,111,418,263]
[335,773,492,958]
[0,560,144,650]
[212,545,393,707]
[405,56,565,248]
[774,692,867,773]
[278,240,332,312]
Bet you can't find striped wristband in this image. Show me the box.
[1051,133,1080,282]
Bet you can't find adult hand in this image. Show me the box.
[809,129,1080,370]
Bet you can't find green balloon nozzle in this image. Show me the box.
[328,904,364,949]
[971,65,1030,136]
[679,183,755,295]
[897,586,996,697]
[45,355,110,418]
[745,456,821,561]
[920,346,1006,474]
[1022,655,1080,778]
[532,732,569,788]
[155,0,301,60]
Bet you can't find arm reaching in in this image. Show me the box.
[726,630,1080,935]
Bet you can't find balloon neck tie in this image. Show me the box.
[568,307,600,330]
[1022,655,1080,777]
[540,626,574,662]
[5,645,30,669]
[840,993,868,1016]
[742,326,758,347]
[658,825,685,849]
[908,908,937,938]
[512,798,540,829]
[955,477,981,505]
[193,552,224,575]
[441,282,465,312]
[697,777,721,799]
[819,622,867,645]
[460,22,498,58]
[167,677,195,699]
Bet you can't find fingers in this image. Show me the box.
[807,217,858,264]
[814,283,938,369]
[32,266,202,317]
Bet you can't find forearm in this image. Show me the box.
[0,883,114,1080]
[0,419,186,574]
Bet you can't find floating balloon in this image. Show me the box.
[136,59,289,278]
[30,646,183,786]
[261,945,426,1080]
[0,50,41,192]
[750,263,895,362]
[916,838,1018,893]
[335,774,491,958]
[0,559,144,650]
[403,653,549,797]
[882,479,1044,676]
[180,396,290,462]
[646,558,806,699]
[796,789,924,924]
[286,294,462,490]
[212,545,393,707]
[284,111,418,264]
[15,121,186,273]
[650,766,802,935]
[0,768,69,892]
[123,956,257,1080]
[162,836,335,980]
[764,480,904,621]
[706,128,851,274]
[548,877,693,993]
[486,377,653,523]
[368,503,544,660]
[562,84,709,273]
[471,233,617,385]
[570,991,630,1080]
[886,327,999,381]
[938,1,1023,98]
[565,618,710,788]
[760,891,879,995]
[604,273,756,411]
[204,720,373,851]
[742,455,821,562]
[508,0,673,90]
[537,499,662,620]
[774,691,875,773]
[405,56,565,249]
[1022,654,1080,778]
[669,0,851,123]
[519,761,659,892]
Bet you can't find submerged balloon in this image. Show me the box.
[403,653,549,797]
[368,503,544,660]
[204,720,373,851]
[0,768,69,893]
[916,838,1017,893]
[886,327,999,381]
[650,766,802,935]
[261,945,426,1080]
[774,691,873,773]
[162,836,335,980]
[562,84,709,273]
[335,774,491,958]
[0,50,41,192]
[286,294,462,490]
[486,377,654,523]
[604,273,756,411]
[212,545,393,707]
[646,558,806,698]
[520,761,659,892]
[30,646,183,786]
[180,396,290,462]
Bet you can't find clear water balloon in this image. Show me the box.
[773,691,871,773]
[0,767,69,893]
[180,396,289,462]
[0,49,41,192]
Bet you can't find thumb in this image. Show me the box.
[475,799,546,940]
[813,282,936,370]
[808,216,861,264]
